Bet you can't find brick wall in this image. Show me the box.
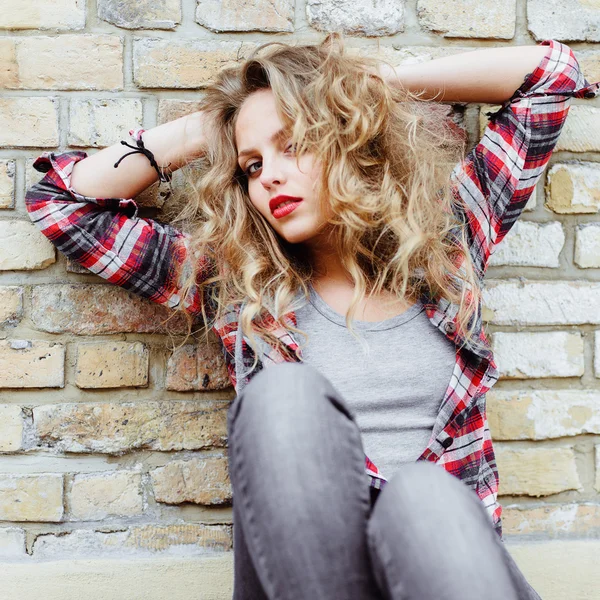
[1,0,599,575]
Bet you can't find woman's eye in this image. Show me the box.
[245,161,261,176]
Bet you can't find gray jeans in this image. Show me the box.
[226,362,541,600]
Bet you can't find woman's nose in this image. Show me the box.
[260,159,286,188]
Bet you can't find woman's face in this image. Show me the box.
[235,88,334,249]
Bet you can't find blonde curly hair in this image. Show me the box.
[166,33,485,373]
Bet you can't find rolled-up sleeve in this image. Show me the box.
[25,150,214,317]
[451,39,600,280]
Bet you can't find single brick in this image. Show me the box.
[417,0,516,39]
[528,0,600,42]
[31,284,189,335]
[496,446,582,497]
[0,0,85,30]
[133,38,248,89]
[75,342,149,389]
[489,221,564,267]
[150,455,232,505]
[307,0,404,36]
[166,342,229,391]
[503,504,600,538]
[555,107,600,153]
[546,163,600,214]
[0,160,15,208]
[575,50,600,88]
[98,0,181,29]
[0,405,23,451]
[0,221,55,270]
[68,98,143,147]
[126,524,232,553]
[0,474,63,521]
[0,286,23,326]
[483,280,600,326]
[13,35,123,91]
[487,389,600,440]
[0,97,59,147]
[157,99,205,125]
[69,471,143,520]
[492,332,584,379]
[0,528,26,558]
[196,0,293,32]
[0,340,65,388]
[32,523,232,558]
[575,224,600,268]
[33,400,228,453]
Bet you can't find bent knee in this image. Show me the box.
[368,462,490,543]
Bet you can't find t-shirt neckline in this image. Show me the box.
[307,281,424,332]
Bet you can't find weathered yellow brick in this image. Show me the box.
[546,163,600,214]
[0,160,15,208]
[150,455,231,505]
[418,0,516,39]
[307,0,404,36]
[32,523,232,558]
[555,106,600,153]
[528,0,600,43]
[0,286,23,326]
[126,524,232,552]
[69,471,143,520]
[166,343,230,391]
[488,389,600,440]
[496,446,582,497]
[196,0,293,32]
[575,224,600,268]
[0,405,23,452]
[576,50,600,86]
[98,0,181,29]
[503,504,600,537]
[0,97,59,147]
[493,331,584,379]
[133,39,250,88]
[31,284,189,335]
[68,98,142,147]
[0,474,63,522]
[157,99,205,125]
[33,400,228,453]
[75,342,149,389]
[12,35,123,90]
[0,221,56,270]
[0,0,85,30]
[0,340,64,388]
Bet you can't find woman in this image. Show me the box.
[26,34,599,600]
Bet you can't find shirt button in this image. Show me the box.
[442,437,454,449]
[444,321,456,334]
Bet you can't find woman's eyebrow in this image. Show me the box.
[237,127,287,160]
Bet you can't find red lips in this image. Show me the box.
[269,195,303,214]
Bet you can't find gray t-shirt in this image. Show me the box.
[294,283,456,478]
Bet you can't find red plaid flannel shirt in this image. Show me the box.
[25,40,599,539]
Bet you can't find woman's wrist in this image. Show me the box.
[143,111,207,173]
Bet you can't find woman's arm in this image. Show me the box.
[25,111,215,317]
[70,111,208,199]
[381,45,551,104]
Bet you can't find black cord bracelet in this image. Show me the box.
[114,133,173,183]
